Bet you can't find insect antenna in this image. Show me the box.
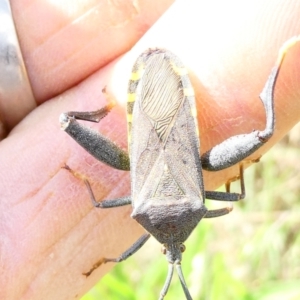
[176,263,193,300]
[159,264,174,300]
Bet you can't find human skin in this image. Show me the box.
[1,0,300,299]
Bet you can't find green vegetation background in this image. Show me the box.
[81,124,300,300]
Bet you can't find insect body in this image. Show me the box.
[129,50,220,242]
[60,38,298,299]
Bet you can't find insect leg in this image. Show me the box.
[63,164,132,207]
[201,36,299,172]
[84,176,132,207]
[62,87,116,123]
[205,163,245,202]
[60,102,130,171]
[83,233,151,276]
[204,163,246,218]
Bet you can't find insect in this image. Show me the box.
[60,37,298,299]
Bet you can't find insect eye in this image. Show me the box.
[161,246,167,255]
[180,244,186,253]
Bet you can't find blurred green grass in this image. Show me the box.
[81,123,300,300]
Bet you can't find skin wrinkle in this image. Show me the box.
[4,164,113,278]
[200,116,247,151]
[106,0,140,27]
[26,191,55,231]
[16,177,131,299]
[14,0,166,102]
[205,115,246,134]
[12,150,72,207]
[17,3,67,48]
[22,223,89,299]
[199,67,276,150]
[30,1,140,58]
[30,25,91,72]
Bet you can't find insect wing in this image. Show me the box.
[127,49,205,206]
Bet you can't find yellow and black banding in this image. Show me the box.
[127,55,147,147]
[169,59,199,138]
[127,48,199,149]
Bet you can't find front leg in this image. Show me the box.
[60,101,130,171]
[201,36,299,171]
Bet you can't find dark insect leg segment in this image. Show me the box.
[200,38,296,172]
[60,103,130,171]
[83,233,151,276]
[84,178,132,208]
[63,164,132,207]
[204,164,245,218]
[205,163,245,202]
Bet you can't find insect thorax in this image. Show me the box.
[131,196,207,244]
